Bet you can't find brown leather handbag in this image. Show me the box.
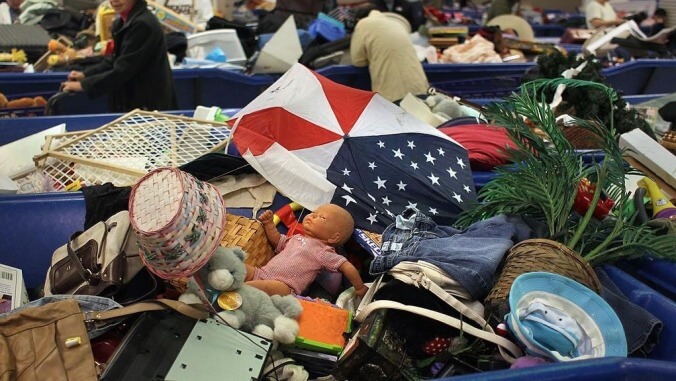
[44,211,144,297]
[0,298,208,381]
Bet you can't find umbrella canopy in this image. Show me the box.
[229,63,476,232]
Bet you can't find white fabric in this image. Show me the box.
[0,3,12,25]
[586,1,617,29]
[512,291,605,361]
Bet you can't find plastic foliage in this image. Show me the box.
[456,78,676,265]
[522,51,655,139]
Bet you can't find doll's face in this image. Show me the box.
[302,204,354,245]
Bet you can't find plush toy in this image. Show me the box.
[179,247,303,344]
[425,94,464,121]
[47,39,79,67]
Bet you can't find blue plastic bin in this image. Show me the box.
[616,258,676,301]
[0,109,241,146]
[2,190,675,379]
[439,265,676,380]
[316,63,535,98]
[0,69,278,115]
[604,59,676,95]
[0,192,86,289]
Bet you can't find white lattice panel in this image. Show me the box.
[37,110,231,188]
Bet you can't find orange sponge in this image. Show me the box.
[294,297,352,355]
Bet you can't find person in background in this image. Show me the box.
[640,8,667,36]
[484,0,519,23]
[370,0,425,32]
[0,0,23,24]
[156,0,214,30]
[61,0,177,113]
[350,4,429,102]
[586,0,625,29]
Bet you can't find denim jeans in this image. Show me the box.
[370,209,537,300]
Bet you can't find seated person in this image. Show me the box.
[245,204,368,298]
[484,0,519,23]
[640,8,667,36]
[155,0,213,29]
[586,0,625,29]
[0,0,23,24]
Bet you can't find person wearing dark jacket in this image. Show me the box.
[61,0,177,112]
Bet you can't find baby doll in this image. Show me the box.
[245,203,368,298]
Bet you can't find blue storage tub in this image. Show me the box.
[0,69,278,115]
[2,190,675,380]
[0,108,241,146]
[604,59,676,95]
[442,265,676,380]
[0,192,86,289]
[316,63,535,98]
[616,258,676,301]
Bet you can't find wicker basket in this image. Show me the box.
[484,239,601,322]
[560,124,604,149]
[661,131,676,154]
[221,214,274,268]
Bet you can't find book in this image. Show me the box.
[0,264,29,313]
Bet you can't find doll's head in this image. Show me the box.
[302,204,354,246]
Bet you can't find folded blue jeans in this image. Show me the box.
[370,209,537,300]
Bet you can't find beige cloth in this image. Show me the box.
[441,34,503,64]
[213,173,277,218]
[350,10,429,102]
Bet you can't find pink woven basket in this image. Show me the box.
[129,168,227,279]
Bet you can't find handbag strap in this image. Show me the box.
[83,298,209,327]
[387,267,487,330]
[66,222,109,285]
[356,300,522,363]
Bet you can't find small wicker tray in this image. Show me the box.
[221,214,274,268]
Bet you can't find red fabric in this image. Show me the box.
[440,124,516,171]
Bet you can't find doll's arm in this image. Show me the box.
[258,210,282,248]
[338,261,368,297]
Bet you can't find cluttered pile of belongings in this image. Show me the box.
[3,0,672,76]
[1,63,675,381]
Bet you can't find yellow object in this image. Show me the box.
[217,291,243,310]
[0,49,27,63]
[97,5,117,42]
[637,177,676,218]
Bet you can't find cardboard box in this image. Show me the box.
[0,264,30,313]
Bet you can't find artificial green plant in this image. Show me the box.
[456,78,676,265]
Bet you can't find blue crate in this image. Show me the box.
[0,109,240,146]
[616,258,676,301]
[316,63,535,98]
[604,59,676,95]
[438,265,676,380]
[432,75,522,98]
[446,357,676,381]
[0,69,279,115]
[0,192,86,289]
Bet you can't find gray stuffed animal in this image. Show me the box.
[179,247,303,344]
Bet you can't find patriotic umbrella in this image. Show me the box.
[229,64,476,232]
